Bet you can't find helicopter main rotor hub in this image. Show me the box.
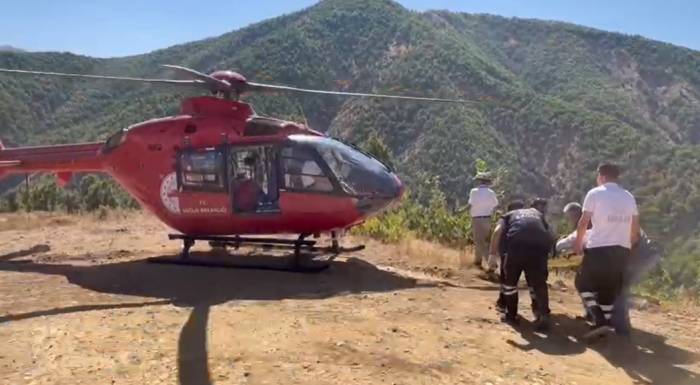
[209,70,249,99]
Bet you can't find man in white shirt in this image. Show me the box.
[468,172,499,271]
[574,164,640,339]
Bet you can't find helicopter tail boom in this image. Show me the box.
[0,141,105,179]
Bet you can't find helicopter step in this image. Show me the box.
[148,233,365,273]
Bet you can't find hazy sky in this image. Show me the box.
[1,0,698,57]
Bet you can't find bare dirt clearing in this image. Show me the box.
[0,212,698,384]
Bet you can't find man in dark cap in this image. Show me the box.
[490,198,555,330]
[493,199,526,314]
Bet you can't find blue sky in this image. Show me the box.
[1,0,698,57]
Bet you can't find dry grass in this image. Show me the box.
[1,211,698,385]
[2,210,696,312]
[549,255,583,269]
[357,234,581,277]
[393,238,473,269]
[0,209,143,232]
[0,211,77,232]
[548,255,582,279]
[348,235,478,282]
[657,290,700,314]
[351,235,473,269]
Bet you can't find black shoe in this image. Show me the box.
[576,312,594,324]
[482,270,499,282]
[533,315,550,332]
[583,324,614,341]
[501,314,520,326]
[614,324,632,337]
[586,313,594,324]
[495,302,506,314]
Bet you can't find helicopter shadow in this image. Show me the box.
[0,252,428,306]
[0,250,431,385]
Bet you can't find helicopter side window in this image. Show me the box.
[178,148,227,192]
[230,146,276,213]
[280,146,335,193]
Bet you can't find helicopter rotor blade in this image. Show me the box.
[0,66,487,104]
[160,64,230,92]
[0,68,206,88]
[246,81,479,104]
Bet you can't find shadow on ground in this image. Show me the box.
[597,327,700,385]
[507,313,699,385]
[3,249,698,385]
[0,251,427,305]
[0,248,432,385]
[0,244,50,262]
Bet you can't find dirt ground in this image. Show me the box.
[0,212,698,385]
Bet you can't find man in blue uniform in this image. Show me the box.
[490,198,554,330]
[493,199,526,314]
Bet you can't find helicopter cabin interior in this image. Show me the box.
[176,124,343,215]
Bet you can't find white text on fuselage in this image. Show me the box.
[182,207,228,215]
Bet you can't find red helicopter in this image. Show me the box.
[0,65,471,270]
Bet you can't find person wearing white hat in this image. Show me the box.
[468,172,499,271]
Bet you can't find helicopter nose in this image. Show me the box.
[354,171,404,214]
[391,173,405,200]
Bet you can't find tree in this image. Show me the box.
[363,133,395,170]
[61,190,80,213]
[0,192,18,212]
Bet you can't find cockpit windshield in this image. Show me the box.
[288,135,396,197]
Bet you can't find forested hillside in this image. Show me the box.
[0,0,698,293]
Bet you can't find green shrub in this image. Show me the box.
[0,174,139,213]
[353,185,473,248]
[353,210,410,243]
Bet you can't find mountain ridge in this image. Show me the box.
[437,11,700,54]
[0,0,698,290]
[0,45,25,53]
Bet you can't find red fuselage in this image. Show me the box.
[0,97,403,236]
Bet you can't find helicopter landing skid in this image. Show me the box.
[148,233,365,273]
